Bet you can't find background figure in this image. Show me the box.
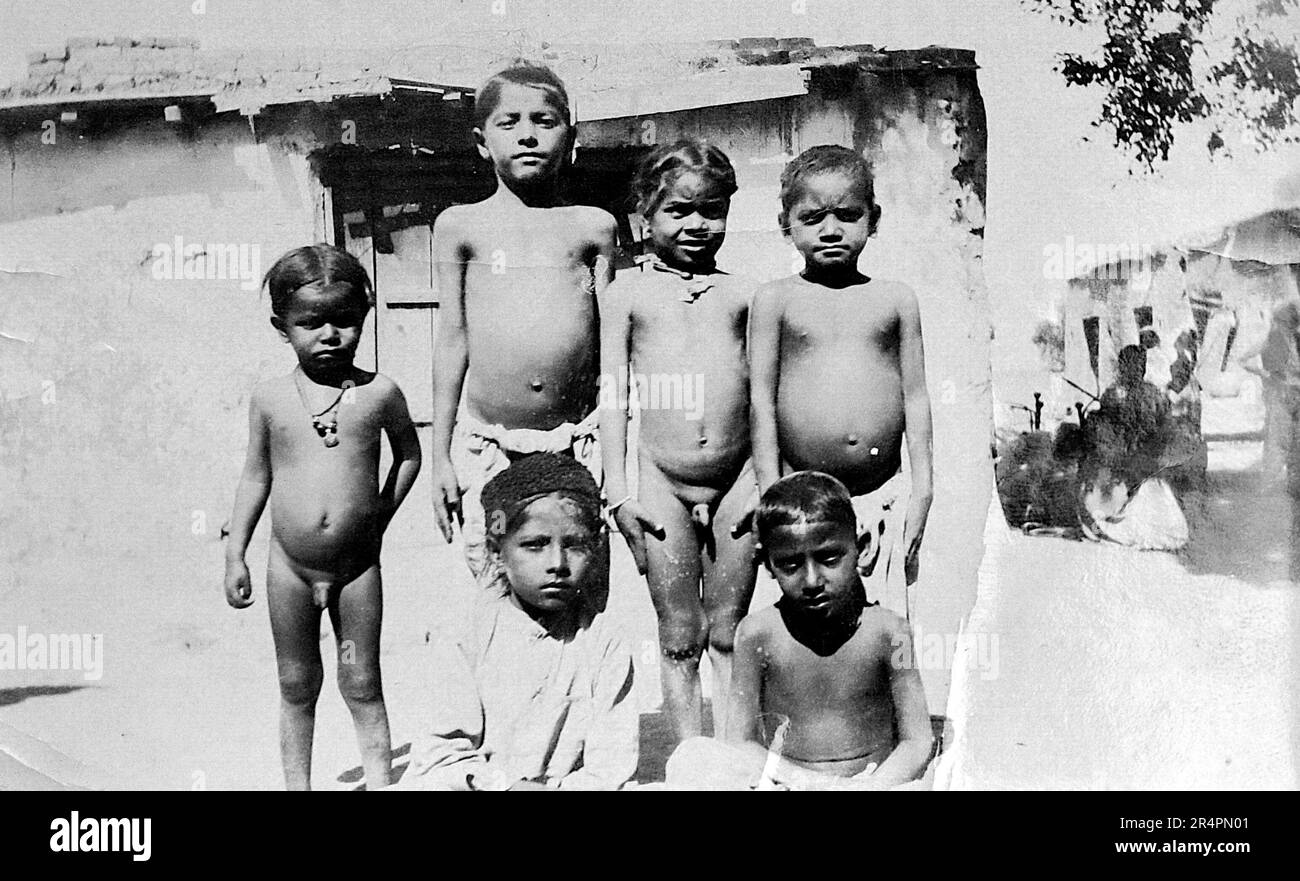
[1259,297,1300,492]
[1164,329,1207,496]
[1080,345,1188,550]
[1093,345,1169,489]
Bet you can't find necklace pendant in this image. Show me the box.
[680,280,713,303]
[296,370,345,448]
[320,416,339,447]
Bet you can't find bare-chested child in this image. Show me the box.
[749,145,933,615]
[223,244,423,790]
[600,140,757,740]
[665,472,932,790]
[430,63,617,586]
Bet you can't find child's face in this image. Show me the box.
[783,171,876,272]
[495,493,596,618]
[763,518,862,617]
[271,283,367,373]
[645,170,729,269]
[475,83,572,188]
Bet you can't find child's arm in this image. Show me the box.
[727,618,837,790]
[898,288,934,583]
[429,209,469,543]
[553,633,638,791]
[748,287,783,497]
[590,210,617,297]
[857,620,933,789]
[223,389,272,609]
[378,377,423,533]
[725,616,767,753]
[598,280,663,574]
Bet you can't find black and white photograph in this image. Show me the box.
[0,0,1295,819]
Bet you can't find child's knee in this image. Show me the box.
[658,616,707,663]
[337,663,383,704]
[278,662,324,706]
[706,612,744,654]
[655,602,707,665]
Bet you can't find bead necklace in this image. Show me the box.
[293,368,354,448]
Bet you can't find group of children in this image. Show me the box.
[223,61,935,791]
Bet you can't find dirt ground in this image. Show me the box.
[942,444,1298,790]
[5,430,1294,790]
[0,453,788,790]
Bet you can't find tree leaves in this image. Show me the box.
[1025,0,1300,170]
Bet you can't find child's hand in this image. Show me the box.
[224,560,255,609]
[612,500,665,575]
[903,493,932,585]
[841,762,887,791]
[431,459,462,543]
[730,493,758,539]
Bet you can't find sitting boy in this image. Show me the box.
[400,453,637,791]
[665,471,933,790]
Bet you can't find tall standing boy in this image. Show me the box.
[429,64,618,587]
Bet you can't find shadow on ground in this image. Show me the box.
[1178,471,1298,584]
[0,685,90,707]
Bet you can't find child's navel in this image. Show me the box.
[845,435,880,455]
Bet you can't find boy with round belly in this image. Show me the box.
[749,145,934,615]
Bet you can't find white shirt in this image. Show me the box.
[402,592,638,791]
